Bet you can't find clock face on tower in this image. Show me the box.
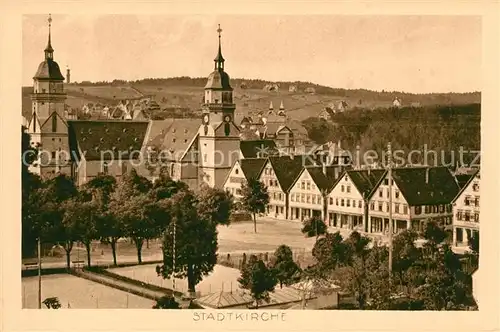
[203,114,209,124]
[224,115,231,123]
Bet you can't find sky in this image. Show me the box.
[22,15,482,93]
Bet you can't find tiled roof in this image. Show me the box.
[452,169,480,203]
[146,119,201,161]
[196,291,252,309]
[240,140,277,158]
[392,166,461,206]
[196,287,310,309]
[67,120,149,161]
[269,155,310,192]
[345,169,387,198]
[239,158,267,180]
[307,165,345,192]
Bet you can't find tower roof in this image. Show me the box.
[34,14,64,81]
[214,24,225,65]
[205,24,232,90]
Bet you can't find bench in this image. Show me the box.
[72,260,85,269]
[23,262,39,270]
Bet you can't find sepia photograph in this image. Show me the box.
[18,12,484,314]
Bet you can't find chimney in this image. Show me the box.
[66,66,71,84]
[425,167,429,184]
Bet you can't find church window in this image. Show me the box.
[204,154,207,162]
[184,139,188,143]
[235,169,239,175]
[51,151,56,159]
[103,162,109,175]
[172,138,176,143]
[52,114,57,132]
[224,123,230,136]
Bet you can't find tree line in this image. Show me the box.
[303,103,480,166]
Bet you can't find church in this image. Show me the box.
[24,16,282,189]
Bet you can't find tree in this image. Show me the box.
[334,232,372,309]
[301,216,328,240]
[238,254,259,289]
[240,178,269,233]
[312,231,348,272]
[392,230,421,288]
[85,175,121,265]
[157,190,218,295]
[196,186,234,226]
[109,170,155,264]
[238,257,277,308]
[270,245,301,288]
[468,232,479,255]
[152,295,181,309]
[31,174,78,263]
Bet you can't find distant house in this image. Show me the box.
[305,87,316,94]
[319,107,334,120]
[393,97,402,108]
[411,102,422,108]
[223,158,267,200]
[288,84,298,93]
[337,100,348,112]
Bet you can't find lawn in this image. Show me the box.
[22,274,155,309]
[109,264,242,297]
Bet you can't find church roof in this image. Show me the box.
[240,139,277,158]
[33,59,65,81]
[147,118,201,161]
[67,120,149,161]
[205,70,232,90]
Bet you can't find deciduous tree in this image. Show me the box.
[240,178,269,233]
[157,190,218,295]
[301,216,328,240]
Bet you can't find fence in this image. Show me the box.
[216,248,315,270]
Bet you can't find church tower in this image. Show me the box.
[27,14,71,178]
[198,24,240,189]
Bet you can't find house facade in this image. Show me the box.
[452,170,480,248]
[327,169,385,231]
[366,167,458,236]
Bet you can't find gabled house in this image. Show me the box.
[327,169,386,231]
[222,158,267,200]
[451,169,480,249]
[289,165,344,222]
[259,156,307,219]
[367,166,460,236]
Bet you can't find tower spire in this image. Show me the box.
[214,24,225,70]
[44,14,54,60]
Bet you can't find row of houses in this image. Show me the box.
[223,157,480,250]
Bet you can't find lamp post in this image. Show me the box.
[387,143,393,283]
[37,237,42,309]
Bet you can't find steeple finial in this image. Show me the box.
[44,14,54,60]
[214,24,225,70]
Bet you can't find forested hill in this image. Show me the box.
[73,77,481,106]
[303,103,481,166]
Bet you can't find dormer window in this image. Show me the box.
[100,138,105,143]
